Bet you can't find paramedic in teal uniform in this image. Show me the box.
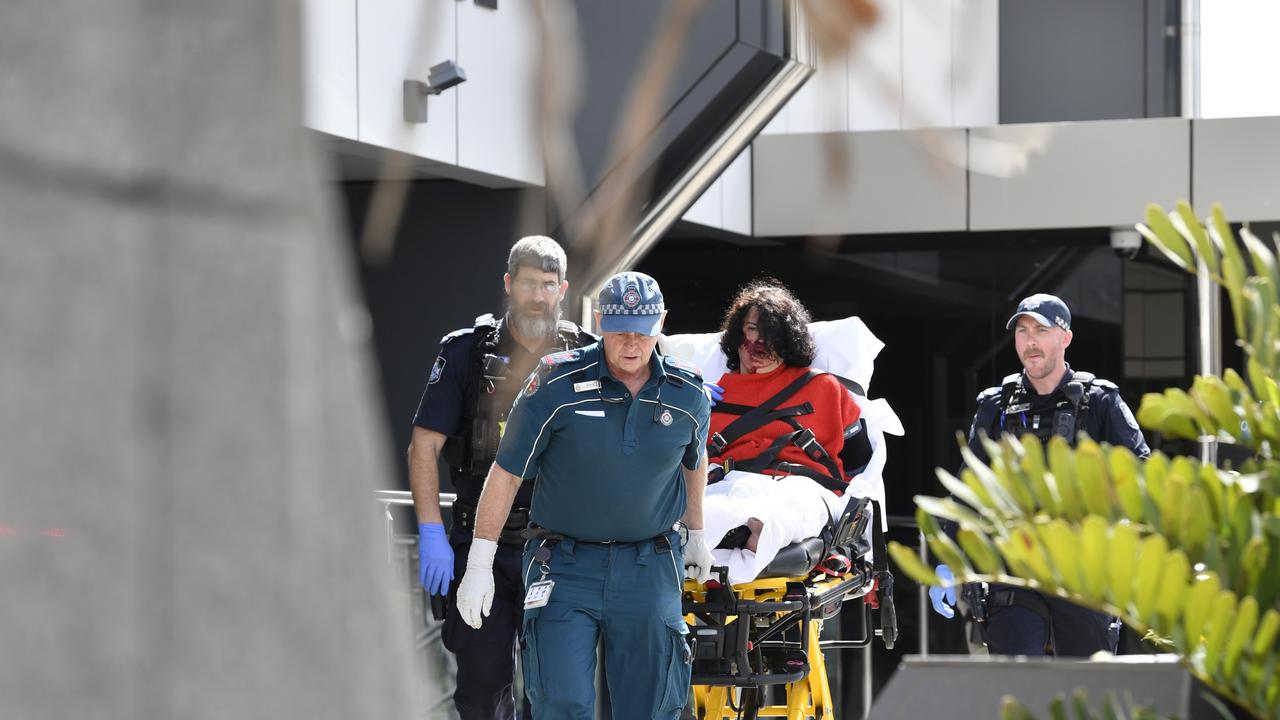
[454,270,715,720]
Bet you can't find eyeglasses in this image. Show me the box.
[513,279,562,295]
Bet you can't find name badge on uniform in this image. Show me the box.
[524,579,555,609]
[573,380,601,393]
[1005,403,1031,414]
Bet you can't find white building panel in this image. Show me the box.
[950,0,998,128]
[457,1,544,186]
[773,47,851,135]
[901,0,953,129]
[1194,116,1280,222]
[721,147,753,236]
[753,130,967,236]
[846,0,903,131]
[357,0,457,164]
[969,118,1190,231]
[301,0,358,140]
[682,176,722,228]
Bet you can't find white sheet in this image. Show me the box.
[704,471,852,584]
[659,315,884,394]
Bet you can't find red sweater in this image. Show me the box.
[708,365,861,480]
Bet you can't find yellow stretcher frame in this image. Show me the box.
[682,563,881,720]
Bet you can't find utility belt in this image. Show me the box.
[964,582,1056,649]
[520,525,675,554]
[963,582,1055,622]
[451,497,530,545]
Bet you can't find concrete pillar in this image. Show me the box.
[0,2,422,717]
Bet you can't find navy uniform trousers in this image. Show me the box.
[984,586,1120,657]
[520,531,692,720]
[444,537,529,720]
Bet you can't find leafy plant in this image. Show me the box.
[1000,690,1175,720]
[888,203,1280,719]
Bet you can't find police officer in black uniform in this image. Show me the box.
[408,236,594,719]
[930,293,1149,656]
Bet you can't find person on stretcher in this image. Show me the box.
[702,281,868,582]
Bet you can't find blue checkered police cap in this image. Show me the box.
[597,271,664,336]
[1006,293,1071,331]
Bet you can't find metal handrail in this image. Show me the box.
[373,490,453,563]
[884,515,930,658]
[372,489,447,507]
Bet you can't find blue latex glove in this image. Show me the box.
[928,564,957,619]
[418,523,454,597]
[703,382,725,406]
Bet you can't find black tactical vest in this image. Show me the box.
[442,314,594,486]
[997,370,1097,445]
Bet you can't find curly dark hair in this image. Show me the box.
[719,280,816,372]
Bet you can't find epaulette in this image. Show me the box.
[439,326,476,344]
[975,385,1002,404]
[1001,372,1022,386]
[438,313,498,345]
[1092,378,1118,392]
[556,319,597,344]
[542,348,584,368]
[662,355,703,381]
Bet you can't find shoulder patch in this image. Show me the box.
[543,349,583,367]
[662,355,703,380]
[428,355,446,384]
[523,372,540,397]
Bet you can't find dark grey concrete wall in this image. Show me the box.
[1000,0,1180,123]
[341,180,547,489]
[0,2,421,717]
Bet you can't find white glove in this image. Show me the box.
[683,528,714,583]
[456,538,498,629]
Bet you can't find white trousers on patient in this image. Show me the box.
[703,471,851,584]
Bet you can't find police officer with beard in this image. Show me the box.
[409,236,594,719]
[930,294,1149,657]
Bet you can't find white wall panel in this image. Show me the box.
[902,0,953,128]
[1194,116,1280,221]
[682,177,722,228]
[776,47,851,134]
[721,147,753,235]
[969,118,1190,231]
[301,0,358,139]
[950,0,997,127]
[457,1,543,185]
[759,107,790,135]
[357,0,457,164]
[680,148,752,235]
[847,0,902,131]
[753,130,966,236]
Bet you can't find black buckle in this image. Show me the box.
[709,432,727,456]
[794,428,821,460]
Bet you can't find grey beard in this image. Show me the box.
[507,302,562,341]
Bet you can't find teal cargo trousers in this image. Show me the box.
[520,530,691,720]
